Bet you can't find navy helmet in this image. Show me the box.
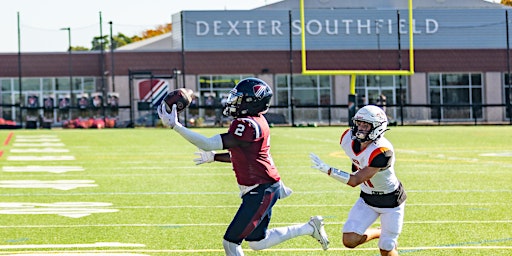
[223,78,273,117]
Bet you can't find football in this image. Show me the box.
[162,88,194,113]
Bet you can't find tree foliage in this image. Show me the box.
[90,35,109,51]
[71,23,172,51]
[132,23,172,43]
[502,0,512,6]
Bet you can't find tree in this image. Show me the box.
[132,23,172,42]
[502,0,512,6]
[71,46,89,51]
[85,23,172,51]
[90,35,109,51]
[111,33,133,49]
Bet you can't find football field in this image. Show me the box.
[0,126,511,255]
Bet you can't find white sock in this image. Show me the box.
[248,222,314,250]
[223,239,244,256]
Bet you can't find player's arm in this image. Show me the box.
[220,132,251,149]
[309,150,392,187]
[346,166,380,187]
[159,104,223,151]
[214,153,231,162]
[349,151,392,186]
[193,150,231,165]
[193,133,249,165]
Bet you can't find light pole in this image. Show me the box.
[109,21,115,92]
[60,27,73,116]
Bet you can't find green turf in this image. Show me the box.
[0,126,511,255]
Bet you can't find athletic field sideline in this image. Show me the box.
[0,126,511,255]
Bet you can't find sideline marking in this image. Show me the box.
[0,242,145,250]
[7,156,75,161]
[0,180,97,190]
[11,148,69,153]
[15,135,58,138]
[480,152,512,157]
[0,246,510,254]
[3,132,13,146]
[2,166,84,173]
[13,143,65,147]
[14,138,61,142]
[2,254,148,256]
[0,202,118,218]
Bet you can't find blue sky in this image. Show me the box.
[0,0,281,53]
[0,0,501,53]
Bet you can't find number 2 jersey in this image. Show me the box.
[227,114,280,187]
[340,129,406,208]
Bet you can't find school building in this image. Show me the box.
[0,0,511,127]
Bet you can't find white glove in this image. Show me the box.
[193,149,216,165]
[309,153,331,174]
[157,103,182,129]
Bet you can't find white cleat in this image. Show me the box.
[309,216,329,250]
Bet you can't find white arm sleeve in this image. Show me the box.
[173,125,223,151]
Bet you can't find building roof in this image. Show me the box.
[255,0,507,10]
[116,32,173,51]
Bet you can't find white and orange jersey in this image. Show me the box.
[340,129,400,195]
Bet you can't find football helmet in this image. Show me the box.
[223,78,273,117]
[351,105,388,142]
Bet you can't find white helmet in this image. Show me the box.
[351,105,388,142]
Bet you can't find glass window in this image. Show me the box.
[82,77,96,92]
[429,74,440,87]
[294,76,319,88]
[276,76,288,89]
[355,75,408,120]
[2,93,12,104]
[1,79,11,92]
[471,74,482,85]
[22,78,40,91]
[56,77,70,91]
[13,79,20,91]
[274,74,332,123]
[275,74,331,106]
[275,76,289,105]
[428,73,482,120]
[276,89,289,106]
[42,78,53,92]
[444,74,468,85]
[199,75,248,91]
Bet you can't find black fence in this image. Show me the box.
[1,102,511,129]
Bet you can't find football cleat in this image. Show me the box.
[309,215,329,250]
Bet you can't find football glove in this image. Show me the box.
[193,149,216,165]
[309,153,331,174]
[158,103,182,129]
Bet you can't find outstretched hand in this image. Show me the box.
[194,149,216,165]
[157,104,182,129]
[309,153,331,174]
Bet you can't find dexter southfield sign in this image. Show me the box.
[195,18,439,37]
[174,9,507,51]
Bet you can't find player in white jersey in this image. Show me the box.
[310,105,407,256]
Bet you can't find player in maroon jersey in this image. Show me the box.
[158,78,329,255]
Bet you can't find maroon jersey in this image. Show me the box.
[227,114,280,186]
